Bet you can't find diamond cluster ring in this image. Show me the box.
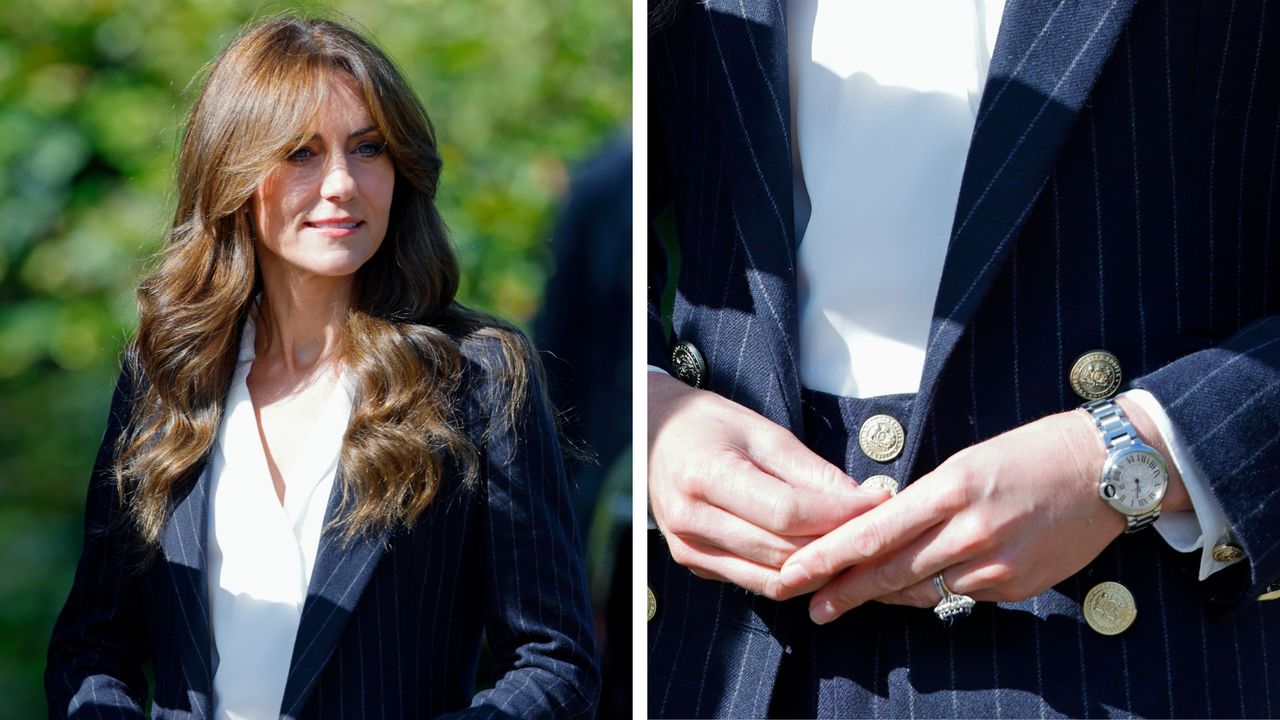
[932,573,976,624]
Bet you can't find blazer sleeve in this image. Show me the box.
[45,361,150,719]
[1131,314,1280,605]
[442,341,600,720]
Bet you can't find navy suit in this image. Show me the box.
[46,338,599,719]
[649,0,1280,717]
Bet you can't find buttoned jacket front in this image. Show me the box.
[648,0,1280,717]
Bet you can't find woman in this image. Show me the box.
[45,15,598,719]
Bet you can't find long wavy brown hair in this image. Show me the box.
[115,13,533,546]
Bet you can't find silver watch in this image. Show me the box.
[1082,397,1168,532]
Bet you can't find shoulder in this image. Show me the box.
[455,325,537,411]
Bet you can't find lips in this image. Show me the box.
[304,218,364,237]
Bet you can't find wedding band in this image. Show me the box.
[932,573,951,599]
[932,572,976,624]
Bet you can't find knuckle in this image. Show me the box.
[716,453,760,494]
[954,519,995,556]
[859,518,889,560]
[749,423,790,457]
[682,458,716,496]
[804,548,833,578]
[761,576,789,601]
[769,492,803,534]
[977,561,1016,590]
[663,502,697,537]
[761,538,795,568]
[813,461,848,492]
[826,584,857,616]
[939,471,975,512]
[872,561,911,592]
[667,540,695,569]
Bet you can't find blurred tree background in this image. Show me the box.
[0,0,629,714]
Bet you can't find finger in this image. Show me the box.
[663,501,820,568]
[697,455,888,537]
[779,477,952,589]
[876,560,1013,608]
[663,533,816,602]
[744,422,867,497]
[804,522,951,623]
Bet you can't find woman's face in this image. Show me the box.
[251,72,395,281]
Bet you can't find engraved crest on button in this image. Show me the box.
[670,341,707,389]
[862,475,899,496]
[1070,350,1122,400]
[1211,544,1244,563]
[1083,581,1137,635]
[647,587,657,621]
[858,415,905,462]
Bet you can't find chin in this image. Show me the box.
[296,245,382,278]
[307,257,376,278]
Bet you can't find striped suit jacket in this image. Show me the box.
[46,338,599,719]
[649,0,1280,717]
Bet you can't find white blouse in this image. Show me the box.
[789,0,1006,398]
[206,314,353,719]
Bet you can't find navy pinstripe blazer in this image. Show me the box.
[649,0,1280,717]
[46,338,599,719]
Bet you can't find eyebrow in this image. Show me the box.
[302,126,381,143]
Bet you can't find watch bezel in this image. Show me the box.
[1098,442,1169,515]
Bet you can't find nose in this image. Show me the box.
[320,155,358,203]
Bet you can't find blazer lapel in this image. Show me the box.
[904,0,1139,477]
[700,0,807,430]
[278,471,388,718]
[704,0,796,254]
[158,460,214,717]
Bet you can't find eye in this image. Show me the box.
[287,146,316,163]
[354,140,386,159]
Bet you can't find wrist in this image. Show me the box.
[1113,395,1190,514]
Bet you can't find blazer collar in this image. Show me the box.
[903,0,1139,479]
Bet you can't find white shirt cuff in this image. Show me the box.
[1122,389,1243,581]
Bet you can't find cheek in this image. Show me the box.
[370,170,395,216]
[362,169,396,236]
[255,177,314,238]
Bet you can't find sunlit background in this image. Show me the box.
[0,0,629,715]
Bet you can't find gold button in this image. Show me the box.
[858,415,905,462]
[1083,581,1137,635]
[1211,544,1244,563]
[1259,582,1280,602]
[671,341,707,389]
[1070,350,1122,400]
[647,586,657,621]
[861,475,899,496]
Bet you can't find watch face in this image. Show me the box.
[1100,447,1168,514]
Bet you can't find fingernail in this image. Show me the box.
[780,563,810,587]
[810,600,837,625]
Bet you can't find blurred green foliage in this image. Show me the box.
[0,0,629,714]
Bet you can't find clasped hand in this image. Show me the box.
[648,372,1186,623]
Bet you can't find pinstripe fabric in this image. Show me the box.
[649,0,1280,716]
[46,338,598,719]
